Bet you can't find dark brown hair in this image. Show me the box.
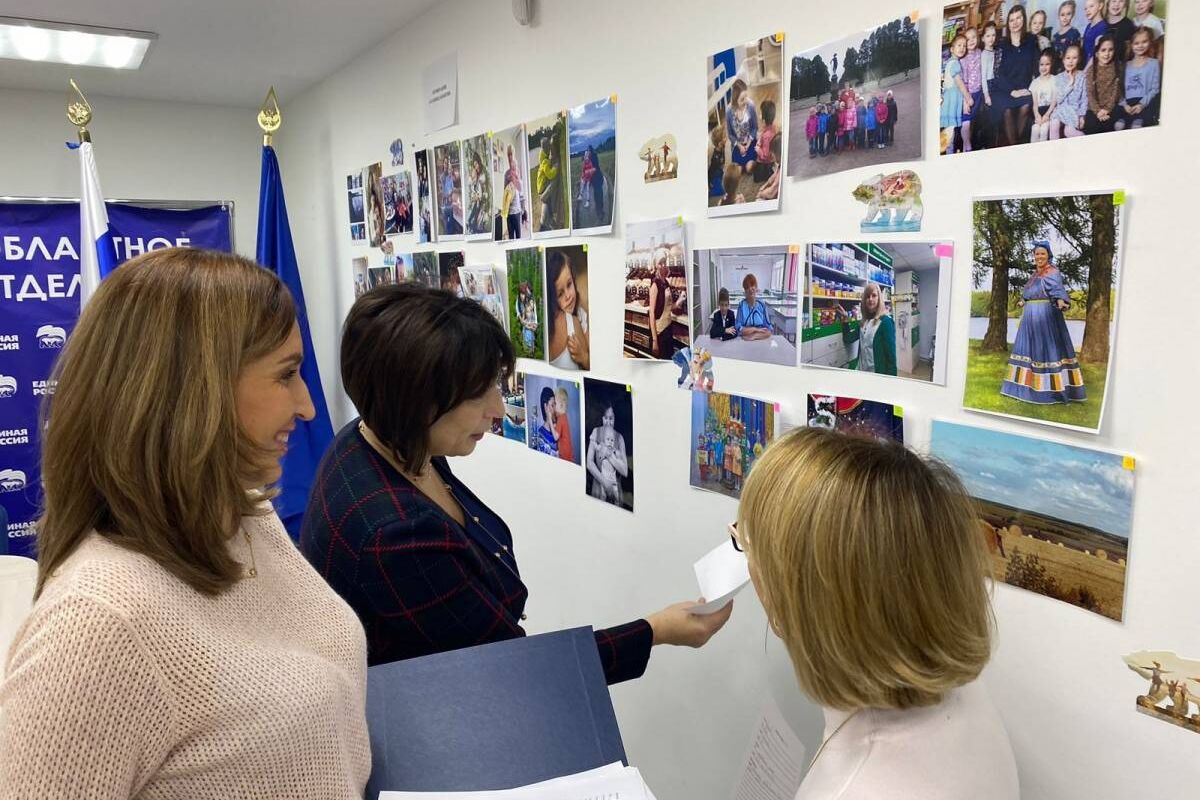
[341,283,514,471]
[36,248,295,597]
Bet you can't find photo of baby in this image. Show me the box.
[584,377,634,512]
[525,373,581,465]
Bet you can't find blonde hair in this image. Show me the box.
[35,248,296,598]
[738,427,993,710]
[555,386,569,403]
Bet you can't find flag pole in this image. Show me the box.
[67,79,93,143]
[258,86,281,146]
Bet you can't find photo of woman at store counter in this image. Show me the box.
[301,285,732,684]
[833,280,897,376]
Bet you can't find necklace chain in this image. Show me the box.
[242,526,258,579]
[807,710,859,771]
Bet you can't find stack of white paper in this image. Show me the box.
[380,763,657,800]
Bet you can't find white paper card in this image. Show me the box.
[691,536,750,615]
[380,763,650,800]
[730,700,807,800]
[421,52,458,133]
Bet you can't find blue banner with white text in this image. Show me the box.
[0,201,232,558]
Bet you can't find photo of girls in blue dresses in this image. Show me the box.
[689,390,776,501]
[568,98,617,235]
[525,373,581,465]
[940,1,1165,154]
[787,14,922,180]
[967,192,1124,432]
[706,34,784,216]
[432,140,464,240]
[461,133,494,240]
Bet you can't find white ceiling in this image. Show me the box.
[0,0,442,107]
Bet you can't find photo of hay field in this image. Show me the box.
[931,419,1135,621]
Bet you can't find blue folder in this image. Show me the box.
[363,627,627,798]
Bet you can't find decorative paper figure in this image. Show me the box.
[673,346,715,391]
[853,170,923,232]
[1123,651,1200,735]
[931,419,1137,621]
[639,134,678,183]
[966,192,1124,432]
[389,138,404,167]
[787,14,922,180]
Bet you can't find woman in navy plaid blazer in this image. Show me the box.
[301,285,731,684]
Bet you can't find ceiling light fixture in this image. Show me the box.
[0,17,155,70]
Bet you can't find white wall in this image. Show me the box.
[0,87,260,255]
[277,1,1200,798]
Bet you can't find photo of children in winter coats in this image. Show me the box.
[940,1,1165,154]
[689,390,776,501]
[787,14,923,180]
[707,34,785,216]
[491,124,530,241]
[568,98,617,235]
[584,377,634,512]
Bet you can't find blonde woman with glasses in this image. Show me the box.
[0,249,370,799]
[734,427,1018,799]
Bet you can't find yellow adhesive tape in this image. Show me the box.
[1122,455,1136,470]
[610,94,618,103]
[1113,190,1126,205]
[894,406,904,418]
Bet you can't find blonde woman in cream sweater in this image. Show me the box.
[0,249,370,799]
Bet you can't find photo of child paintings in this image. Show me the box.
[459,265,506,330]
[437,250,465,297]
[389,137,404,167]
[368,266,395,290]
[364,162,385,247]
[506,246,545,360]
[639,134,678,183]
[492,371,527,443]
[432,140,464,240]
[568,97,617,235]
[544,244,590,371]
[415,149,435,243]
[689,390,776,501]
[967,192,1123,432]
[806,395,903,442]
[803,241,953,384]
[461,133,494,240]
[525,373,581,465]
[526,111,571,238]
[380,171,413,236]
[1123,651,1200,734]
[691,245,799,367]
[787,14,922,180]
[347,171,366,244]
[623,217,689,361]
[939,1,1165,155]
[351,257,369,299]
[410,250,438,288]
[706,34,785,216]
[583,378,634,512]
[930,419,1137,621]
[491,124,530,241]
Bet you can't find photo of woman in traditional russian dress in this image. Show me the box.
[1000,240,1086,404]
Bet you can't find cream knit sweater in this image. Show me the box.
[0,508,371,799]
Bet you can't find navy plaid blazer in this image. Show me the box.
[300,422,653,685]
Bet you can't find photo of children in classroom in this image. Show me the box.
[787,14,923,180]
[940,1,1165,154]
[691,245,799,367]
[689,390,776,501]
[706,34,784,216]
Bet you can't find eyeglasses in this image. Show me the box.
[728,521,744,552]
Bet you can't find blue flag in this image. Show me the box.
[257,145,335,539]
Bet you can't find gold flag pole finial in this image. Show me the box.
[67,79,93,143]
[258,86,281,146]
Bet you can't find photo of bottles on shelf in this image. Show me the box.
[623,217,690,361]
[802,241,953,384]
